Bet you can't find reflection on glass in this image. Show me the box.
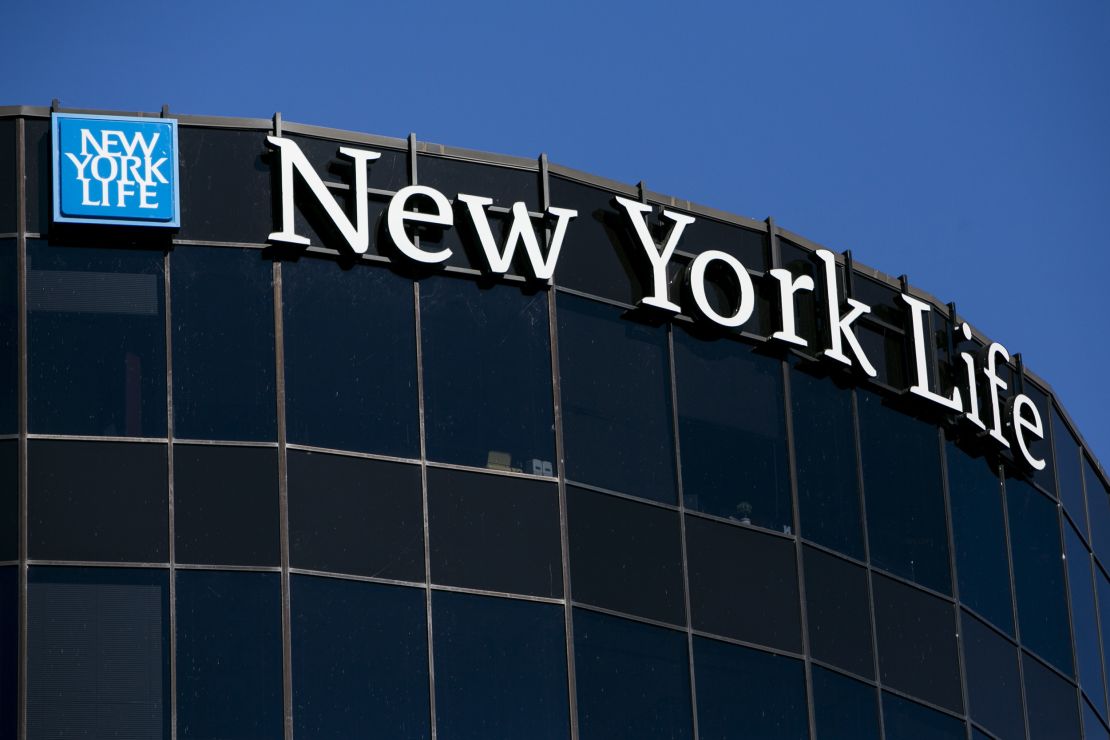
[1064,523,1106,714]
[421,276,555,472]
[693,636,807,739]
[573,609,692,740]
[28,241,166,436]
[433,591,569,740]
[291,575,429,740]
[1024,652,1082,740]
[1054,410,1086,535]
[559,295,676,503]
[804,546,873,678]
[283,256,418,457]
[811,666,880,740]
[1086,457,1110,566]
[791,360,864,558]
[172,246,275,441]
[947,440,1014,634]
[674,327,790,532]
[176,570,282,740]
[27,567,169,740]
[1007,477,1073,675]
[857,391,951,593]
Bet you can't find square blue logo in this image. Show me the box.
[52,112,180,227]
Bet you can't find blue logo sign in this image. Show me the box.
[52,112,180,227]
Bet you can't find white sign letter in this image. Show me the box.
[814,250,877,377]
[614,196,693,313]
[387,185,454,264]
[1011,394,1046,470]
[688,250,755,328]
[769,268,814,347]
[457,194,577,280]
[900,293,962,412]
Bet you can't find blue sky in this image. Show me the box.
[4,0,1109,468]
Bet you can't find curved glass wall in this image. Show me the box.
[1,107,1108,740]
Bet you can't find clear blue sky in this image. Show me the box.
[4,0,1109,468]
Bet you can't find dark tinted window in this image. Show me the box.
[693,636,807,740]
[176,570,282,740]
[872,573,962,712]
[28,241,166,436]
[0,442,15,562]
[421,277,555,472]
[1087,458,1110,566]
[429,468,561,597]
[857,321,908,389]
[27,567,169,740]
[178,127,271,243]
[804,546,873,677]
[23,119,49,233]
[1087,703,1110,740]
[1054,411,1085,535]
[291,575,429,740]
[418,155,540,210]
[947,440,1013,634]
[961,611,1024,740]
[811,666,880,740]
[1022,384,1056,496]
[288,450,424,581]
[1064,523,1105,711]
[1100,572,1110,727]
[573,609,692,740]
[284,134,408,192]
[174,445,279,566]
[0,242,16,435]
[1024,653,1082,740]
[558,295,676,503]
[550,178,642,305]
[664,213,766,270]
[0,567,16,740]
[283,255,418,457]
[881,692,965,740]
[568,487,684,625]
[686,515,801,651]
[674,328,790,532]
[29,440,167,562]
[858,391,951,594]
[433,591,568,740]
[0,121,13,234]
[790,360,864,558]
[171,246,275,441]
[1007,477,1073,674]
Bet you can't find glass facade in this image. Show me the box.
[2,107,1108,740]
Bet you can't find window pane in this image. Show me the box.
[1087,458,1110,567]
[0,121,13,234]
[291,575,429,740]
[421,277,555,472]
[693,636,807,740]
[558,294,676,504]
[1054,411,1085,535]
[811,666,880,740]
[289,450,424,581]
[1022,384,1056,496]
[657,212,767,271]
[1024,653,1082,740]
[550,178,643,305]
[791,360,864,559]
[573,609,692,740]
[1007,477,1073,674]
[171,246,275,441]
[177,128,271,244]
[1100,572,1110,726]
[176,570,282,740]
[872,573,962,712]
[804,546,873,678]
[881,692,965,740]
[23,119,49,233]
[1086,702,1110,740]
[433,591,568,740]
[686,515,801,652]
[858,391,951,594]
[948,440,1014,634]
[27,567,169,740]
[674,327,790,533]
[28,241,166,437]
[418,155,540,210]
[1064,523,1106,714]
[568,487,684,626]
[29,440,167,562]
[961,611,1024,740]
[174,445,279,566]
[0,441,15,562]
[0,241,16,435]
[283,255,418,457]
[0,567,16,740]
[429,467,561,598]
